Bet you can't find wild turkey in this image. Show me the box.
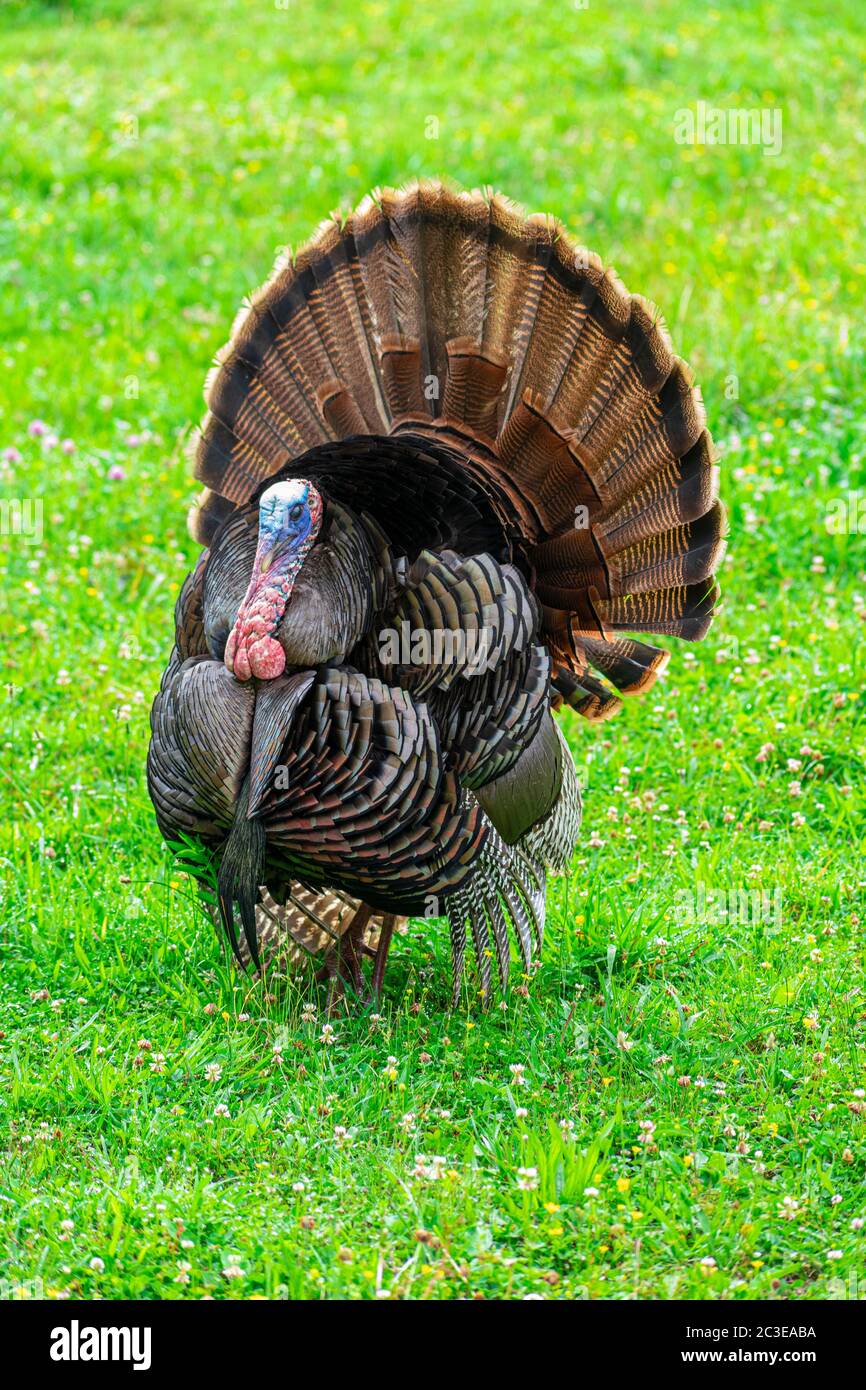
[148,182,725,1007]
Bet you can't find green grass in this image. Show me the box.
[1,0,865,1300]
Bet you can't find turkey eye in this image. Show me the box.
[289,503,304,522]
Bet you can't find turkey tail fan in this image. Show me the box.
[190,180,725,715]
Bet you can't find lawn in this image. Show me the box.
[0,0,864,1301]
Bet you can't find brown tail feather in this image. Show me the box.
[597,581,720,640]
[581,636,670,696]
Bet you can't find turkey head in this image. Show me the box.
[202,480,382,677]
[224,478,322,680]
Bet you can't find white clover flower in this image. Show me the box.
[411,1154,447,1182]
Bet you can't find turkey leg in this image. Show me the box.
[316,902,372,1014]
[370,913,397,999]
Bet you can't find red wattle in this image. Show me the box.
[226,580,290,682]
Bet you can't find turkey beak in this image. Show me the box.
[251,524,301,582]
[246,527,293,593]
